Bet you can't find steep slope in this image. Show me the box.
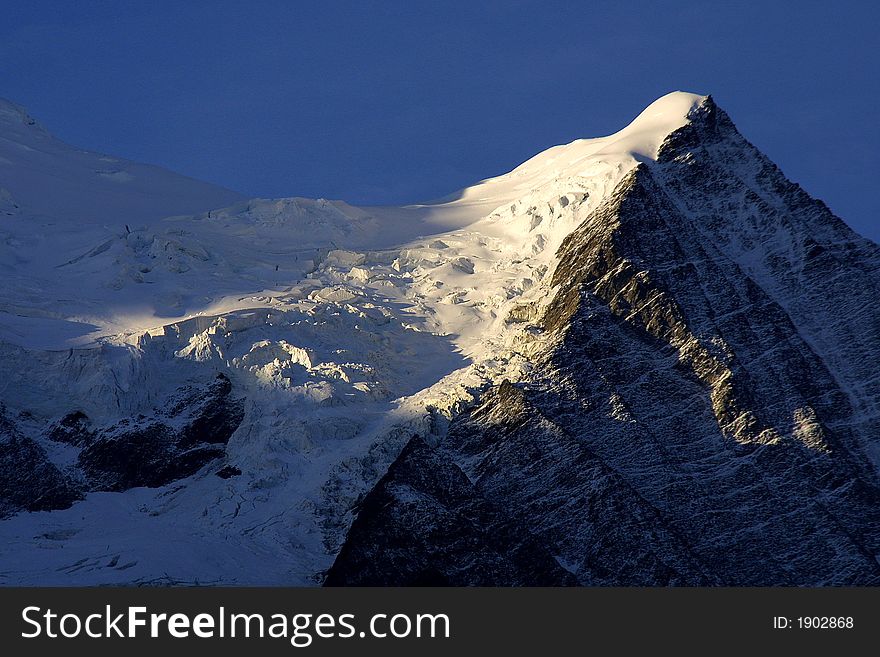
[328,98,880,586]
[653,101,880,468]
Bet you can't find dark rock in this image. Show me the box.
[79,422,225,491]
[0,409,81,518]
[176,375,245,448]
[46,410,94,446]
[215,465,241,479]
[325,436,576,586]
[78,374,245,492]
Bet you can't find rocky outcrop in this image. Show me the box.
[2,373,244,517]
[79,421,226,492]
[79,373,244,491]
[324,435,576,586]
[0,409,81,518]
[46,410,94,446]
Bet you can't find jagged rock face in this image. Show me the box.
[79,373,244,491]
[2,374,244,511]
[79,422,228,492]
[652,100,880,469]
[46,411,94,446]
[171,374,244,449]
[324,436,576,586]
[329,100,880,586]
[0,409,81,518]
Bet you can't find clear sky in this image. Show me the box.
[2,1,877,240]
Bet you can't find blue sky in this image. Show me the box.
[2,1,877,239]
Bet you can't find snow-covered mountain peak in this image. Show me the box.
[553,89,708,162]
[4,89,880,587]
[624,90,706,137]
[446,91,707,214]
[0,92,713,353]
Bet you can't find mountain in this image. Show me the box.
[0,98,243,224]
[1,92,878,585]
